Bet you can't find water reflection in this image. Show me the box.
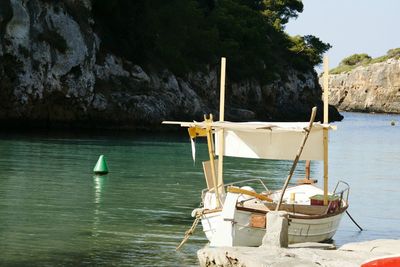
[94,174,106,204]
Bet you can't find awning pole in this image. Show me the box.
[217,57,226,196]
[323,56,329,206]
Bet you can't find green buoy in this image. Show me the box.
[93,155,109,175]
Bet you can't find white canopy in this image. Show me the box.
[162,121,335,161]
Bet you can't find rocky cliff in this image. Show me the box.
[328,58,400,113]
[0,0,340,130]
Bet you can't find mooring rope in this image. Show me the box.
[346,210,363,231]
[176,211,203,251]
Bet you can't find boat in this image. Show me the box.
[361,255,400,267]
[164,57,349,247]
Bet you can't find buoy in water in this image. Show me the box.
[93,155,109,175]
[391,121,395,126]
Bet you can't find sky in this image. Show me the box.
[285,0,400,71]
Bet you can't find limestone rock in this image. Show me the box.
[198,239,400,267]
[261,211,289,248]
[0,0,342,130]
[326,58,400,113]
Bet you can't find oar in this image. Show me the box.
[276,107,317,211]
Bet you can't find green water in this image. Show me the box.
[0,112,399,266]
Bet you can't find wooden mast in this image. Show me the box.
[217,57,226,196]
[323,56,329,206]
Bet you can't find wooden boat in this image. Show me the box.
[164,57,349,247]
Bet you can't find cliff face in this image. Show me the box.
[0,0,338,130]
[328,59,400,113]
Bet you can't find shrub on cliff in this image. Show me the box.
[387,48,400,59]
[331,48,400,74]
[330,53,372,74]
[340,53,371,66]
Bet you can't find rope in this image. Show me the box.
[176,211,203,251]
[346,210,363,231]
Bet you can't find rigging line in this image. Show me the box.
[346,210,363,231]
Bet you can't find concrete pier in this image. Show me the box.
[261,211,289,248]
[198,239,400,267]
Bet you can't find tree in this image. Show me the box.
[92,0,328,81]
[288,35,331,68]
[261,0,303,29]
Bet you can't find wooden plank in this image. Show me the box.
[238,202,335,217]
[227,186,273,202]
[203,208,222,214]
[250,214,266,228]
[202,160,218,190]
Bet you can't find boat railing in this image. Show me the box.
[200,178,270,202]
[331,180,350,210]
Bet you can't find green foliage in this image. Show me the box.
[289,35,331,69]
[329,65,354,75]
[261,0,303,29]
[340,53,371,66]
[92,0,326,80]
[387,48,400,59]
[237,0,303,28]
[331,48,400,74]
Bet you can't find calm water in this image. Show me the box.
[0,112,399,266]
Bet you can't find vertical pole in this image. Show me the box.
[217,58,226,196]
[205,115,221,207]
[323,56,329,206]
[276,107,317,211]
[219,57,226,120]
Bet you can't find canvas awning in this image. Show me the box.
[162,121,335,161]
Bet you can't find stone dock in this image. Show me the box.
[197,239,400,267]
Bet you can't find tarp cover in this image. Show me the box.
[213,122,329,161]
[162,120,333,161]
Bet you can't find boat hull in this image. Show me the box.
[201,208,346,247]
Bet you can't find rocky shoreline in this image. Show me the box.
[327,58,400,114]
[0,1,342,131]
[197,239,400,267]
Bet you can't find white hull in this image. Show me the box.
[201,209,345,246]
[198,183,349,247]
